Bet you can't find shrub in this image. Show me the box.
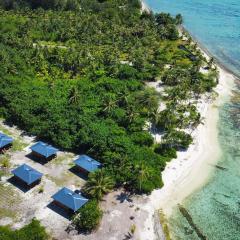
[38,186,44,193]
[130,131,154,147]
[130,224,136,234]
[72,200,103,233]
[0,155,10,168]
[163,130,193,150]
[0,219,48,240]
[0,170,4,181]
[154,144,177,159]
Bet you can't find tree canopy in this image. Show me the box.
[0,0,217,195]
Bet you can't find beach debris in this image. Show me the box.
[123,232,132,240]
[130,224,136,234]
[214,165,227,170]
[135,207,140,211]
[178,204,207,240]
[211,164,227,171]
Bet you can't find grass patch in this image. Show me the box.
[0,206,17,219]
[0,123,28,151]
[0,154,11,169]
[0,125,12,136]
[0,183,19,220]
[52,153,74,165]
[11,139,28,151]
[47,170,85,187]
[47,172,71,186]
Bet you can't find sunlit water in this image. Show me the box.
[145,1,240,239]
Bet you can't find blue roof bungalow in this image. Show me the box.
[52,187,88,212]
[0,132,13,152]
[30,141,58,160]
[74,155,101,174]
[11,164,43,187]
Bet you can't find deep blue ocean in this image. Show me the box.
[145,1,240,239]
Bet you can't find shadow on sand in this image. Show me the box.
[47,202,73,220]
[25,153,54,165]
[69,166,88,181]
[115,192,133,203]
[7,176,35,193]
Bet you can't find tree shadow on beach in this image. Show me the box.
[115,191,133,203]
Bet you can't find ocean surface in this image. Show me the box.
[145,1,240,239]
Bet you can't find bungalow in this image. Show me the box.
[74,155,101,174]
[52,187,88,212]
[0,132,13,152]
[11,164,43,187]
[30,141,58,160]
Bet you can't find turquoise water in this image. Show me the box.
[145,1,240,239]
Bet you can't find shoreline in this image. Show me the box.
[142,0,240,80]
[139,48,236,240]
[139,68,235,240]
[179,25,240,80]
[141,0,150,13]
[139,2,237,239]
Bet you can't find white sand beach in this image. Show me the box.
[138,63,236,239]
[136,5,237,238]
[141,0,150,13]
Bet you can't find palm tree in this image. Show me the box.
[137,88,160,114]
[151,107,161,127]
[69,86,80,104]
[102,94,117,115]
[175,14,183,25]
[135,162,152,192]
[208,57,214,69]
[84,170,114,201]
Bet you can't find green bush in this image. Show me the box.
[0,219,49,240]
[155,144,177,159]
[163,130,193,150]
[130,131,154,147]
[72,200,103,233]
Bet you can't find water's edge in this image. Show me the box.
[143,1,240,239]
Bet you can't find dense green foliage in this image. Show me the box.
[0,0,141,10]
[72,200,103,233]
[0,0,217,194]
[0,219,48,240]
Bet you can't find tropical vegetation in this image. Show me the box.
[72,200,103,233]
[0,0,218,235]
[0,0,218,194]
[0,219,49,240]
[83,170,114,200]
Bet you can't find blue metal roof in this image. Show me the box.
[52,187,88,212]
[0,132,13,149]
[30,141,58,158]
[12,164,43,185]
[74,155,101,173]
